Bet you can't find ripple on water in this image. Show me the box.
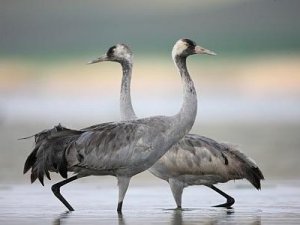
[0,182,300,225]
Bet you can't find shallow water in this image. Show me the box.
[0,181,300,225]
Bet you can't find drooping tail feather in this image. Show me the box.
[225,145,264,190]
[23,147,38,175]
[250,167,264,190]
[23,124,82,185]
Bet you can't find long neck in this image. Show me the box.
[120,61,137,120]
[167,55,197,145]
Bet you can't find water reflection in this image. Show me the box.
[50,208,261,225]
[52,211,71,225]
[1,183,299,225]
[118,213,127,225]
[170,210,183,225]
[169,208,261,225]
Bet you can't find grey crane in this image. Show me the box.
[88,40,264,209]
[23,38,210,212]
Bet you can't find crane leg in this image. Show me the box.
[169,178,184,209]
[51,175,78,211]
[208,185,235,208]
[117,176,131,214]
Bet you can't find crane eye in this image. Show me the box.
[107,46,116,57]
[182,39,196,48]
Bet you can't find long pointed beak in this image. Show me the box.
[194,45,217,56]
[87,55,108,65]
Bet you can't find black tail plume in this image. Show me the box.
[23,124,82,185]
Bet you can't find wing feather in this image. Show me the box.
[150,134,264,189]
[68,122,153,172]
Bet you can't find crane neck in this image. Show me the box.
[120,60,137,121]
[168,55,197,144]
[117,53,197,159]
[119,54,197,150]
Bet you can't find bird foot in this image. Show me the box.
[213,197,235,208]
[213,203,232,208]
[175,206,182,211]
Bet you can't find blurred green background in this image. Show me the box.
[1,0,300,58]
[1,0,300,184]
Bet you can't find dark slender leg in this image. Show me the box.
[51,175,78,211]
[117,201,123,214]
[209,185,235,208]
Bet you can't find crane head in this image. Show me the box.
[88,44,133,65]
[172,38,216,59]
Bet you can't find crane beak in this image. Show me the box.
[194,45,217,56]
[87,55,108,64]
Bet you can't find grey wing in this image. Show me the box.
[153,134,264,188]
[80,121,117,132]
[152,134,229,176]
[66,122,155,174]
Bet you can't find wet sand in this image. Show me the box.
[0,180,300,225]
